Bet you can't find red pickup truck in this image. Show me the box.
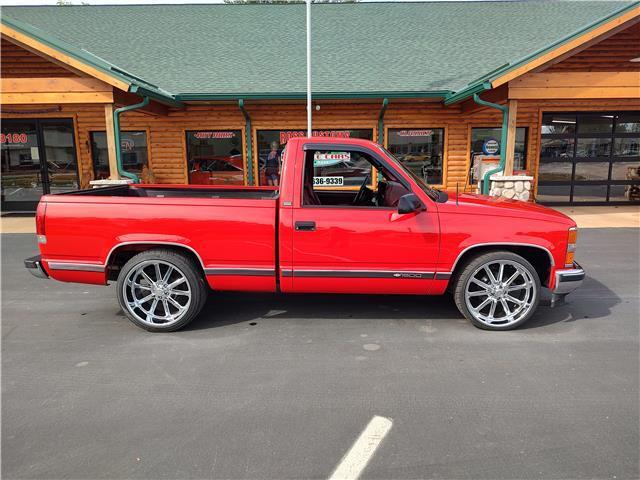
[25,137,584,332]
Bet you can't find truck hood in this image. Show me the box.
[439,192,575,226]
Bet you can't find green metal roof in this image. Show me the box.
[1,1,636,101]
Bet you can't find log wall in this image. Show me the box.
[1,38,73,77]
[3,98,638,199]
[547,23,640,72]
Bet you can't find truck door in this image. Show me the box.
[288,143,440,294]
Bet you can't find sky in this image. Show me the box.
[1,0,499,5]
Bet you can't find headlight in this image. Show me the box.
[565,226,578,267]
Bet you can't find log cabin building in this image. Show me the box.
[1,1,639,211]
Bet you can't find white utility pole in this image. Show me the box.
[306,0,312,137]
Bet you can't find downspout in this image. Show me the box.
[113,96,150,183]
[473,93,508,194]
[238,99,254,185]
[377,98,389,145]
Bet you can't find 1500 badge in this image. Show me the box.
[393,273,423,278]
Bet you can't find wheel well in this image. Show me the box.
[450,245,552,289]
[106,244,205,281]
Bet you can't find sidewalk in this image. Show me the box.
[553,206,639,229]
[1,216,37,234]
[1,206,638,234]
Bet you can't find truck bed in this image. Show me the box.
[39,183,279,292]
[62,184,278,200]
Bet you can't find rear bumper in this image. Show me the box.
[552,262,585,295]
[24,255,49,279]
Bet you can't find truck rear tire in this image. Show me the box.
[116,249,208,332]
[453,250,540,331]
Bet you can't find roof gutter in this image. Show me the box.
[377,98,389,145]
[444,82,492,106]
[238,99,254,185]
[130,85,183,108]
[114,96,150,183]
[473,93,508,195]
[176,91,451,102]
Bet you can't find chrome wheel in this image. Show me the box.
[464,260,536,328]
[122,260,192,327]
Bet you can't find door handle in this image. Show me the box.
[295,221,316,231]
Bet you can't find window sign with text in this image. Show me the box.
[387,128,444,185]
[186,130,244,185]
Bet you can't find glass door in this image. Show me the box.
[1,120,45,211]
[537,112,640,205]
[1,118,78,212]
[41,119,79,195]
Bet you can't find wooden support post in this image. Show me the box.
[504,99,518,176]
[104,104,120,180]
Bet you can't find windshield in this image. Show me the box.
[378,146,440,201]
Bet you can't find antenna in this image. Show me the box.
[456,182,459,206]
[306,0,312,137]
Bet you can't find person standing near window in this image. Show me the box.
[265,140,281,186]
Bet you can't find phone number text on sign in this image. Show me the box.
[313,176,344,186]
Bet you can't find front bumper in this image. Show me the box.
[553,262,585,295]
[24,255,49,279]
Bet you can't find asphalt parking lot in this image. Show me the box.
[2,229,639,480]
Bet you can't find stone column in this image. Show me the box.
[489,175,534,201]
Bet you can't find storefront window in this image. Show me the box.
[615,113,640,133]
[387,129,444,185]
[575,138,611,158]
[91,131,148,180]
[540,137,575,159]
[470,127,528,172]
[576,114,613,135]
[614,137,640,157]
[186,130,243,185]
[537,111,640,205]
[541,114,576,135]
[256,129,373,185]
[538,161,573,182]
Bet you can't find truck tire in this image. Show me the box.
[116,249,208,332]
[453,250,540,331]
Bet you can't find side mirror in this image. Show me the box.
[397,193,424,214]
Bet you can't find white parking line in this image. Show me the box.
[328,415,393,480]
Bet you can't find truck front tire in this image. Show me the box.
[116,249,208,332]
[453,251,541,331]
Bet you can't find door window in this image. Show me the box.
[42,120,79,194]
[302,148,410,208]
[186,130,244,185]
[257,129,373,186]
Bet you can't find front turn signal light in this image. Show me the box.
[565,227,578,267]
